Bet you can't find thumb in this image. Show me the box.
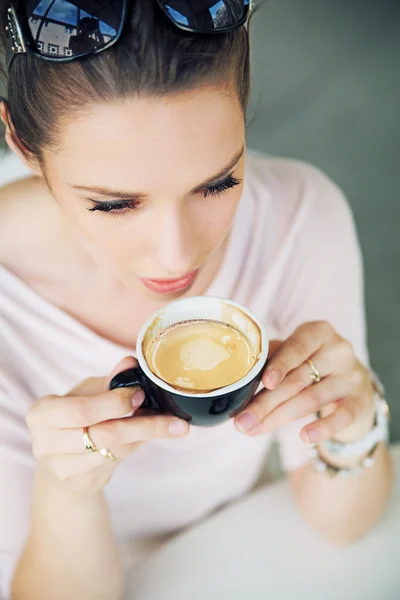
[68,356,139,397]
[107,355,138,387]
[263,340,284,389]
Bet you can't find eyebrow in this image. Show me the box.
[69,145,245,199]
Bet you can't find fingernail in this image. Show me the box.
[303,428,319,444]
[236,412,256,432]
[131,390,145,408]
[248,423,263,436]
[266,369,280,388]
[169,420,189,436]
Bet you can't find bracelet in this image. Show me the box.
[309,441,380,478]
[320,391,389,459]
[309,372,390,478]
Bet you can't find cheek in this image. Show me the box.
[191,188,243,244]
[58,195,147,261]
[80,217,148,262]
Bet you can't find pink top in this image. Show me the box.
[0,152,368,598]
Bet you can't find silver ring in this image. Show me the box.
[307,359,321,384]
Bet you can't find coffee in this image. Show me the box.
[145,319,257,392]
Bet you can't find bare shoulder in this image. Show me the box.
[0,175,59,275]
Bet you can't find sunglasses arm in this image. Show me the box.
[5,5,27,70]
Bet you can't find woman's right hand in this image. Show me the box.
[26,356,190,493]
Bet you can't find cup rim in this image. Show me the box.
[135,296,268,398]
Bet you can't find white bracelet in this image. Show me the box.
[320,392,389,459]
[309,441,380,478]
[309,372,390,477]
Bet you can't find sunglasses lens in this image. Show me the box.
[24,0,124,58]
[159,0,249,32]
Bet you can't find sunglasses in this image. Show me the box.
[6,0,252,69]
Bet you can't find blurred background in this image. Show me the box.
[1,0,399,439]
[246,0,400,440]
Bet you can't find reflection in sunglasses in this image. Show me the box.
[23,0,249,58]
[162,0,246,30]
[26,0,120,58]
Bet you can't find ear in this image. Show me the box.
[0,99,43,177]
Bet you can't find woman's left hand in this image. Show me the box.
[235,321,375,444]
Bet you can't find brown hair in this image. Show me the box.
[0,1,252,163]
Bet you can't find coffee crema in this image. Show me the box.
[145,319,257,392]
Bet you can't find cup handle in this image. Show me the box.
[109,368,161,412]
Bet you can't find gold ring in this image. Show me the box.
[307,359,321,384]
[83,426,97,453]
[99,448,117,462]
[83,427,116,461]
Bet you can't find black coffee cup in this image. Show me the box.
[109,296,268,427]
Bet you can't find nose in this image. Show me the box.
[154,206,197,277]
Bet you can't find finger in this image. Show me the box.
[260,375,354,434]
[69,375,108,397]
[33,421,146,460]
[107,356,138,386]
[258,358,333,418]
[36,413,190,458]
[239,374,353,435]
[261,341,355,413]
[236,343,352,434]
[30,386,144,429]
[300,397,361,444]
[68,357,138,396]
[87,414,190,456]
[262,321,335,389]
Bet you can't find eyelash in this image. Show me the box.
[87,175,242,216]
[201,175,242,198]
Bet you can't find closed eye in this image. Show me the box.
[87,199,139,215]
[86,174,242,215]
[200,175,242,198]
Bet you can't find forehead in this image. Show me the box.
[49,87,245,192]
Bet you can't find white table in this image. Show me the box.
[128,445,400,600]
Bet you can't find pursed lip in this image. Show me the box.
[139,269,199,294]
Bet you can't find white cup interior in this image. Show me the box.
[136,296,269,398]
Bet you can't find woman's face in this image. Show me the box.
[43,86,246,300]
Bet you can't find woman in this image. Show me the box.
[0,1,393,599]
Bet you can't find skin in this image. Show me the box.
[0,88,245,346]
[0,86,393,599]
